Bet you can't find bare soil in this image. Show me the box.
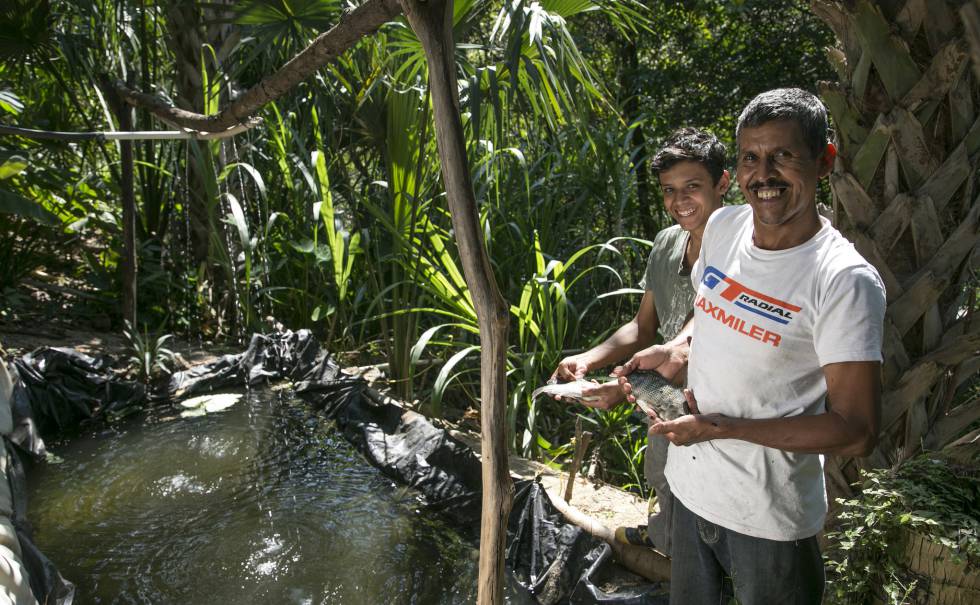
[449,429,650,531]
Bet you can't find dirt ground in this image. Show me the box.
[0,324,226,368]
[449,429,650,531]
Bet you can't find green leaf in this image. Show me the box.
[0,90,23,115]
[290,239,315,254]
[0,156,28,179]
[223,193,251,252]
[0,188,59,225]
[431,345,480,417]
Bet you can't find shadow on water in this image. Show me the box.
[26,388,533,604]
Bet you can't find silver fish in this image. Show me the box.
[531,370,689,420]
[531,380,602,404]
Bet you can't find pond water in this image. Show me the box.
[26,388,533,604]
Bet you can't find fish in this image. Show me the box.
[531,370,689,420]
[625,370,690,421]
[530,380,603,404]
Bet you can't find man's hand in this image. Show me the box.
[551,353,593,382]
[648,389,727,446]
[613,341,689,384]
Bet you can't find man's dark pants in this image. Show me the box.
[669,498,824,604]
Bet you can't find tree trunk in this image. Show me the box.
[120,116,137,327]
[106,84,138,327]
[164,0,211,267]
[811,0,980,494]
[399,1,513,603]
[619,38,660,239]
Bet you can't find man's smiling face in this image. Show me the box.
[736,119,831,248]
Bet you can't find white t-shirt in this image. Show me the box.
[665,205,886,541]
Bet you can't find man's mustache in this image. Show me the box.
[748,180,790,191]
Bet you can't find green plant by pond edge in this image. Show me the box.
[824,455,980,604]
[122,320,177,384]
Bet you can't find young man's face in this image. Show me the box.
[735,119,831,236]
[658,160,729,235]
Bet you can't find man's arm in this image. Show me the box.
[647,360,881,457]
[551,291,660,381]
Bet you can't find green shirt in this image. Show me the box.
[639,225,694,341]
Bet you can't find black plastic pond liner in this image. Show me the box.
[10,330,667,605]
[569,545,669,605]
[300,380,485,526]
[4,441,74,605]
[507,481,668,605]
[10,348,145,458]
[164,330,323,399]
[508,480,605,603]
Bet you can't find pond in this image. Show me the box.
[26,387,533,604]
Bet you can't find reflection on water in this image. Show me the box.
[27,389,531,604]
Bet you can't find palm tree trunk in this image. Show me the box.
[811,0,980,493]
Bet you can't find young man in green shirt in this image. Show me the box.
[550,127,730,554]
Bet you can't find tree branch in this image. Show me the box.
[113,0,403,132]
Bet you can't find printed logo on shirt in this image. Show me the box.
[694,294,783,347]
[702,266,801,325]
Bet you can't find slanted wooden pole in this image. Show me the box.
[399,0,513,602]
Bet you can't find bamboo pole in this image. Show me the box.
[398,1,513,603]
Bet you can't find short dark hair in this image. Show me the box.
[651,127,728,184]
[735,88,829,158]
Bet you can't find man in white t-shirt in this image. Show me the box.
[620,88,886,604]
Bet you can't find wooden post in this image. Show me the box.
[564,417,592,503]
[399,1,513,602]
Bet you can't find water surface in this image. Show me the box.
[28,388,531,604]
